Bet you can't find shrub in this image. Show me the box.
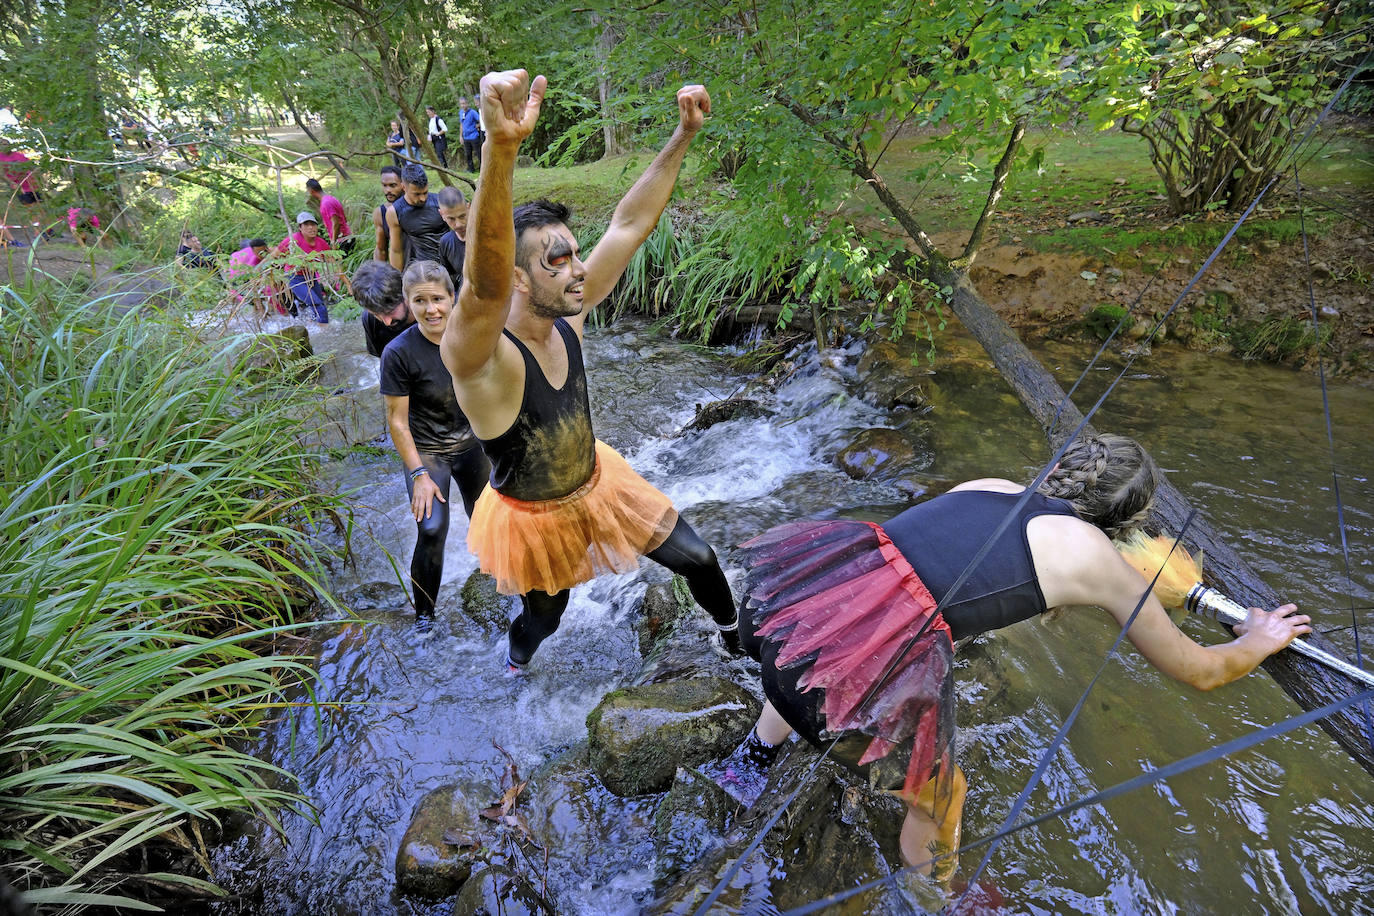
[0,281,348,910]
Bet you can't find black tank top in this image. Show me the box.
[376,203,390,250]
[479,319,596,501]
[882,489,1079,640]
[392,194,445,264]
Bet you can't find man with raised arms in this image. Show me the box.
[441,69,741,671]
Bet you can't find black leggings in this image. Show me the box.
[406,446,491,617]
[506,516,735,664]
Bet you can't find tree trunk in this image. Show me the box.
[929,264,1374,777]
[592,13,629,157]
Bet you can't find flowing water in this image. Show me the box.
[211,314,1374,915]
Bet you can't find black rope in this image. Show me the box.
[1293,162,1374,754]
[776,686,1374,916]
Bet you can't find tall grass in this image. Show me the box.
[0,280,349,911]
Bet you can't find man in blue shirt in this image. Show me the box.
[458,97,482,172]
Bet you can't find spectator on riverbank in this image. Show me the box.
[458,97,481,172]
[426,106,449,169]
[353,259,415,358]
[177,230,216,269]
[373,165,403,262]
[386,121,406,167]
[305,177,353,255]
[276,212,334,324]
[66,206,102,247]
[385,163,446,270]
[435,185,467,290]
[1,138,46,244]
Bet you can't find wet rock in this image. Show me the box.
[1259,238,1283,253]
[244,325,317,384]
[586,678,760,796]
[395,784,484,898]
[634,581,736,686]
[452,865,552,915]
[647,741,910,914]
[459,570,513,635]
[682,397,766,433]
[856,338,933,410]
[86,271,178,313]
[1067,209,1104,223]
[835,427,928,481]
[652,766,735,889]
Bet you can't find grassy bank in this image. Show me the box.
[0,279,349,910]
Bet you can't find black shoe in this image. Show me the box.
[702,728,781,806]
[716,616,745,658]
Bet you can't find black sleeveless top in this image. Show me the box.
[392,194,445,264]
[376,203,391,251]
[479,319,596,501]
[883,489,1079,640]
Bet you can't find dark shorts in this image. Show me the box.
[16,191,39,205]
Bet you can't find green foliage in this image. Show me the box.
[1230,313,1329,360]
[0,282,349,909]
[1088,0,1369,213]
[1084,303,1131,339]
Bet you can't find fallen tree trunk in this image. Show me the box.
[932,266,1374,778]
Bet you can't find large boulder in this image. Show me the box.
[586,678,759,797]
[243,325,317,385]
[394,784,485,898]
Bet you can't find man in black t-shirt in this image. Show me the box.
[435,185,467,291]
[352,260,414,358]
[379,259,489,632]
[386,163,447,270]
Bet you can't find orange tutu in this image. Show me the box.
[466,440,679,595]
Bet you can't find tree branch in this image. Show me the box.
[956,117,1025,267]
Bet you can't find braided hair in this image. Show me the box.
[1038,434,1158,541]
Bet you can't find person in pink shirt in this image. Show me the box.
[305,178,353,255]
[277,212,335,324]
[65,206,101,247]
[0,138,45,244]
[226,238,271,318]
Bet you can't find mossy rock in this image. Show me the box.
[652,766,735,889]
[395,784,485,897]
[459,570,514,634]
[586,678,759,797]
[1082,303,1129,340]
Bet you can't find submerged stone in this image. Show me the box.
[586,678,759,796]
[634,581,737,686]
[835,427,930,481]
[395,784,484,898]
[652,766,735,890]
[453,865,553,915]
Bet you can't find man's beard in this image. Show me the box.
[528,282,581,319]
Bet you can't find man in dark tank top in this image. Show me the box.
[439,69,742,671]
[386,163,447,270]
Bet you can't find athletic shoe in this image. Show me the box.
[503,651,526,676]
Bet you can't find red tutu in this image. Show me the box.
[739,519,955,802]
